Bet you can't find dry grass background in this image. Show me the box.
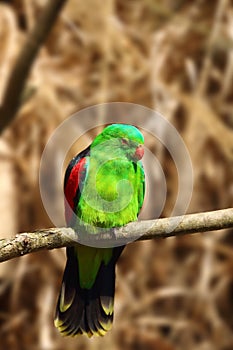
[0,0,233,349]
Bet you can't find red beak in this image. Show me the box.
[134,145,144,160]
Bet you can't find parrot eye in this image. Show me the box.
[121,138,128,145]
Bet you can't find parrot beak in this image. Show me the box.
[134,145,144,160]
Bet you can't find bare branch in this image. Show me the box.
[0,0,68,134]
[0,208,232,263]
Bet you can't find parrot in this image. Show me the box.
[54,123,145,337]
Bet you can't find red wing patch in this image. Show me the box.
[64,157,87,224]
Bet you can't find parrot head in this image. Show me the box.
[91,124,144,161]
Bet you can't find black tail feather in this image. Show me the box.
[55,246,123,337]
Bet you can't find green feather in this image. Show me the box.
[75,245,113,289]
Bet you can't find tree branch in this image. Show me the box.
[0,0,68,134]
[0,208,232,263]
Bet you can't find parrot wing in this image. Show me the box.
[137,160,145,215]
[64,146,90,226]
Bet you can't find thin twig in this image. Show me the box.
[0,0,68,134]
[0,208,232,263]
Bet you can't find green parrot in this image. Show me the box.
[55,123,145,337]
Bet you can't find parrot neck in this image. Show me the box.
[90,141,127,162]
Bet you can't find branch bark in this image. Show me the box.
[0,0,68,134]
[0,208,232,263]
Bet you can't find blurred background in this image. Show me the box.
[0,0,233,349]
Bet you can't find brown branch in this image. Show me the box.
[0,0,68,134]
[0,208,232,263]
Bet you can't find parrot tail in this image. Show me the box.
[54,246,123,337]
